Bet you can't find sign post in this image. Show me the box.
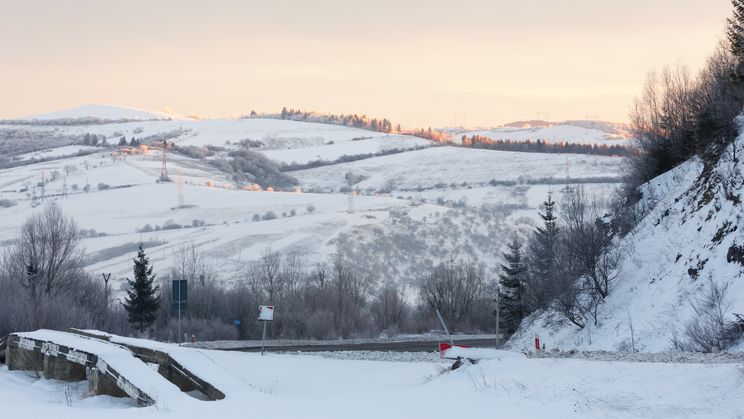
[172,280,188,344]
[258,305,274,356]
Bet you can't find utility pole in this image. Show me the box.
[178,174,184,207]
[160,140,170,182]
[102,273,111,301]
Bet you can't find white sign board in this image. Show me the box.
[258,305,274,321]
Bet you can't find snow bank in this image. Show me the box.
[2,334,742,419]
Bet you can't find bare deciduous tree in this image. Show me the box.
[370,283,408,333]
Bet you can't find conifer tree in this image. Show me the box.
[498,235,527,335]
[527,192,560,310]
[124,245,161,333]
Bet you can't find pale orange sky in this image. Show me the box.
[0,0,732,127]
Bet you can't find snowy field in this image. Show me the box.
[0,149,422,286]
[462,123,629,145]
[293,146,623,192]
[2,346,742,419]
[0,105,626,293]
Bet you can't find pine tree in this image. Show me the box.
[498,235,527,335]
[527,192,560,309]
[124,245,161,333]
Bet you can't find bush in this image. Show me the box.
[683,279,743,352]
[261,211,278,220]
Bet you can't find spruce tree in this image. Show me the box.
[498,235,527,335]
[527,193,560,309]
[124,245,161,333]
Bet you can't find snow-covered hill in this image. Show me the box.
[510,130,744,353]
[0,105,626,294]
[17,104,189,121]
[462,121,630,145]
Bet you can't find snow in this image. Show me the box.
[15,145,99,161]
[261,134,430,165]
[2,331,742,418]
[510,131,744,353]
[0,107,625,294]
[463,123,630,145]
[18,104,189,121]
[294,146,623,192]
[14,330,196,406]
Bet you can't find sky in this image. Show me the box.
[0,0,733,127]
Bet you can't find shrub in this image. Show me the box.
[262,211,278,220]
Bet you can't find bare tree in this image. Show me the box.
[247,249,284,303]
[330,254,370,338]
[370,282,408,333]
[6,203,83,300]
[560,186,619,301]
[171,242,215,286]
[418,259,487,328]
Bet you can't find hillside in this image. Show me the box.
[16,104,188,122]
[0,105,626,296]
[509,131,744,352]
[462,121,630,146]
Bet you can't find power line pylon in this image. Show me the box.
[160,140,171,182]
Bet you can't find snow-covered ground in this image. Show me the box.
[14,145,99,161]
[293,146,622,192]
[462,122,630,145]
[261,135,430,165]
[510,133,744,353]
[2,340,742,419]
[0,105,625,293]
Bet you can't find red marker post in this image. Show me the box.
[535,335,541,352]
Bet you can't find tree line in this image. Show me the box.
[247,107,453,143]
[462,135,631,157]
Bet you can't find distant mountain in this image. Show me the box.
[14,104,189,122]
[461,121,631,146]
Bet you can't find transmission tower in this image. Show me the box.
[347,190,354,214]
[160,140,171,182]
[178,174,185,207]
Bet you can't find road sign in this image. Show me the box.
[258,305,274,356]
[258,305,274,321]
[171,279,188,312]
